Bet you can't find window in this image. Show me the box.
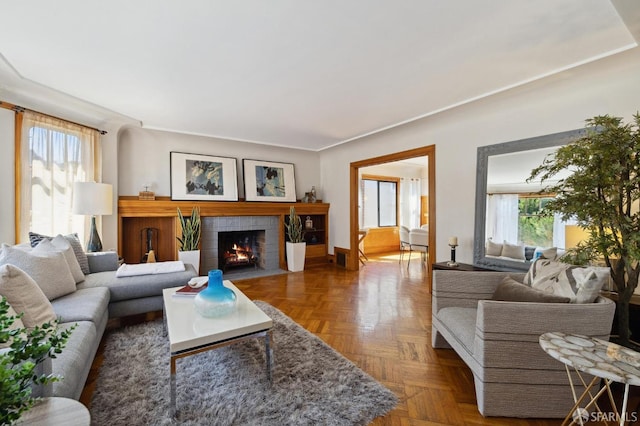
[360,177,398,228]
[518,196,555,247]
[17,111,101,243]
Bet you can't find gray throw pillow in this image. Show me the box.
[492,276,571,303]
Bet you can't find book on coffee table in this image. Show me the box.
[172,284,208,297]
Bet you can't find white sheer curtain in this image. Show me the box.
[486,194,519,244]
[399,178,421,229]
[19,111,101,243]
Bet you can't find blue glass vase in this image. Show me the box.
[194,269,237,318]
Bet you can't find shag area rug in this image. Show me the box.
[90,301,397,425]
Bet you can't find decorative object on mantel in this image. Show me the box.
[529,113,640,348]
[302,186,318,203]
[193,269,237,317]
[447,236,458,267]
[285,206,306,272]
[177,207,201,274]
[305,216,314,230]
[243,159,297,202]
[170,152,238,201]
[89,301,397,425]
[138,182,155,200]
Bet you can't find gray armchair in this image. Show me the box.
[431,270,616,418]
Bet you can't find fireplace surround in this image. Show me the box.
[117,198,329,270]
[201,216,279,274]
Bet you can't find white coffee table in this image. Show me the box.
[163,281,273,417]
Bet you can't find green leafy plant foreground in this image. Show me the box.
[0,298,74,424]
[177,207,201,251]
[529,113,640,347]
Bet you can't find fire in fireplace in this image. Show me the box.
[218,231,262,272]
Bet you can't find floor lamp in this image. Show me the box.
[72,182,113,252]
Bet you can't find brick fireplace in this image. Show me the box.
[200,216,279,275]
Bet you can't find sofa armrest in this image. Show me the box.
[86,251,119,273]
[432,270,526,313]
[473,296,616,368]
[476,296,615,337]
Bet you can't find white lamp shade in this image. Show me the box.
[72,182,113,216]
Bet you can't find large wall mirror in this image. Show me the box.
[473,128,587,271]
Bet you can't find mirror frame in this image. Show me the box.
[473,128,587,271]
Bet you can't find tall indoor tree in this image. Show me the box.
[529,113,640,348]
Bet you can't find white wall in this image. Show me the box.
[0,108,15,244]
[118,127,321,200]
[321,48,640,263]
[3,48,639,260]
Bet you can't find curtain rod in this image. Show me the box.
[0,100,107,135]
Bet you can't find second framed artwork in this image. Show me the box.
[170,152,238,201]
[243,159,297,202]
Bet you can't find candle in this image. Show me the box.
[448,236,458,246]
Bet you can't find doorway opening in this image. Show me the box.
[349,146,436,271]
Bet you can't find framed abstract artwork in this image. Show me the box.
[170,152,238,201]
[243,159,297,202]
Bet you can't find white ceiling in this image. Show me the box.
[0,1,638,151]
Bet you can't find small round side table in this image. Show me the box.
[16,397,90,426]
[539,331,640,426]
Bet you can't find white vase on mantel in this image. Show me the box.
[178,250,200,275]
[286,242,306,272]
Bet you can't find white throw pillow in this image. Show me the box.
[501,241,525,260]
[0,264,56,328]
[0,244,76,301]
[524,258,610,303]
[38,236,85,284]
[29,232,90,275]
[486,240,503,256]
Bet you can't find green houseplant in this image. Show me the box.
[177,207,201,274]
[285,206,306,271]
[0,298,74,424]
[529,113,640,347]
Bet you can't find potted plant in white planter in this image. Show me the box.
[177,207,201,274]
[285,206,306,272]
[0,298,74,424]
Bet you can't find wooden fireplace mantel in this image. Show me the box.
[117,196,330,268]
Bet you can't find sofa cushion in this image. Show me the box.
[0,264,56,328]
[77,264,197,302]
[1,243,76,300]
[50,321,98,399]
[50,287,110,324]
[492,276,571,303]
[524,258,610,303]
[435,307,477,355]
[29,232,90,275]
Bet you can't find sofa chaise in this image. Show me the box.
[431,270,616,418]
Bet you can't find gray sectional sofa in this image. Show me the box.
[33,252,197,400]
[431,270,615,418]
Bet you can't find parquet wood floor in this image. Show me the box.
[81,253,639,425]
